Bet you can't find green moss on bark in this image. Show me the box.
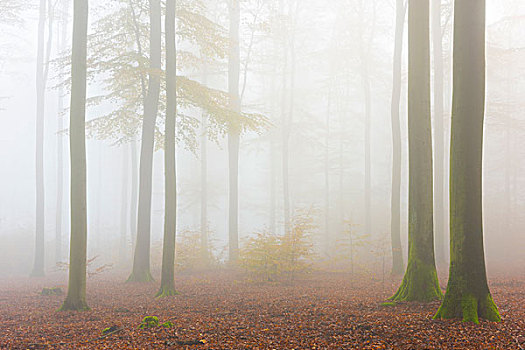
[390,257,442,302]
[155,285,179,298]
[434,292,500,324]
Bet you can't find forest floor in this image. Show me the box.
[0,270,524,349]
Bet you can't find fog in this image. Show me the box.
[0,0,523,279]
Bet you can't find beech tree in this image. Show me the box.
[390,0,441,302]
[156,0,178,297]
[60,0,89,311]
[390,0,406,276]
[434,0,501,324]
[128,0,162,283]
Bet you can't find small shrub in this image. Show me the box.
[139,316,159,329]
[41,287,63,296]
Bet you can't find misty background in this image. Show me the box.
[0,0,523,276]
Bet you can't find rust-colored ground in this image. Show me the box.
[1,271,523,349]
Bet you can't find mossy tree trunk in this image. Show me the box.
[128,0,161,283]
[156,0,177,298]
[390,0,441,302]
[228,0,240,263]
[60,0,89,312]
[433,0,500,324]
[390,0,406,276]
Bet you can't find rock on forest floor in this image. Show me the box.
[0,270,524,349]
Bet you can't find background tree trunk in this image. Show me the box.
[228,0,241,263]
[390,0,441,302]
[432,0,446,267]
[60,0,89,311]
[390,0,406,276]
[128,0,161,282]
[434,0,500,324]
[157,0,177,297]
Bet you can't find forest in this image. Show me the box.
[0,0,524,348]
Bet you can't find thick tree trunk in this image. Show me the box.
[390,0,441,302]
[434,0,500,324]
[60,0,89,312]
[228,0,241,263]
[432,0,446,267]
[390,0,406,276]
[157,0,177,297]
[31,0,48,278]
[128,0,161,282]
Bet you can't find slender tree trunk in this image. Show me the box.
[130,138,138,249]
[31,0,48,277]
[119,145,129,268]
[128,0,161,282]
[55,0,70,264]
[432,0,446,267]
[60,0,89,311]
[324,87,331,253]
[157,0,177,297]
[200,85,208,261]
[390,0,406,276]
[390,0,441,302]
[228,0,241,263]
[434,0,500,324]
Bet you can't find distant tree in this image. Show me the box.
[390,0,406,276]
[128,0,162,283]
[60,0,89,311]
[32,0,54,277]
[156,0,178,297]
[227,0,241,263]
[431,0,446,267]
[390,0,441,302]
[434,0,501,323]
[55,0,70,265]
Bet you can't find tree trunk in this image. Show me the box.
[390,0,441,302]
[128,0,161,282]
[119,145,129,268]
[228,0,241,263]
[200,73,208,261]
[31,0,48,278]
[432,0,446,267]
[390,0,406,276]
[60,0,89,311]
[434,0,500,324]
[55,0,70,264]
[130,138,138,249]
[157,0,177,297]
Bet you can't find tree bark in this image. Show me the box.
[128,0,161,282]
[434,0,500,324]
[157,0,177,297]
[119,145,130,268]
[432,0,446,267]
[60,0,89,311]
[55,0,70,264]
[31,0,48,278]
[390,0,441,302]
[228,0,241,263]
[390,0,406,276]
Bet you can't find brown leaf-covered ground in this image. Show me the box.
[1,271,523,349]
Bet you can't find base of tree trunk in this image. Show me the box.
[390,258,442,302]
[155,285,179,298]
[59,298,90,311]
[434,292,500,324]
[127,270,154,283]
